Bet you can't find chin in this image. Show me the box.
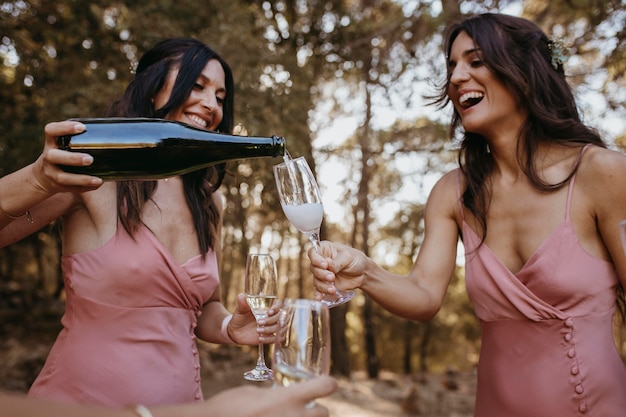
[461,121,480,134]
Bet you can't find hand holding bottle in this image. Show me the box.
[0,120,104,236]
[36,120,104,193]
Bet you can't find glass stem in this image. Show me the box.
[256,343,266,367]
[308,232,321,253]
[309,232,343,297]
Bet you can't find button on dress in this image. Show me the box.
[459,167,626,417]
[28,224,219,406]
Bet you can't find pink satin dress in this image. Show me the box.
[459,163,626,416]
[28,224,219,406]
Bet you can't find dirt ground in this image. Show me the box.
[0,309,476,417]
[179,342,474,417]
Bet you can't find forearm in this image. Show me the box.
[0,391,213,417]
[195,300,231,343]
[0,391,138,417]
[1,121,105,235]
[360,257,444,321]
[0,191,75,247]
[0,163,55,228]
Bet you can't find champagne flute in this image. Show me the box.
[273,156,354,307]
[273,298,331,398]
[243,253,278,381]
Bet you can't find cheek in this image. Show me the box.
[154,76,176,109]
[212,108,224,130]
[153,92,168,109]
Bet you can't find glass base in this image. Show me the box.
[243,365,274,382]
[321,289,355,308]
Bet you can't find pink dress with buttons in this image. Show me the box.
[28,224,218,407]
[459,164,626,416]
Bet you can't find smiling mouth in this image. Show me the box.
[186,114,208,128]
[459,91,484,109]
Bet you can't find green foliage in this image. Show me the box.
[1,0,625,377]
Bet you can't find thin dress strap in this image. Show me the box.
[565,144,592,221]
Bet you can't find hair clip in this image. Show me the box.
[548,38,567,70]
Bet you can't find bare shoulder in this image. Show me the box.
[429,169,460,199]
[433,168,464,192]
[578,145,626,185]
[582,145,626,169]
[577,145,626,202]
[425,169,461,218]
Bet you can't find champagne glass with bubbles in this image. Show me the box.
[273,298,331,401]
[274,156,354,307]
[243,253,278,381]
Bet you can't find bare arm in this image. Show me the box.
[185,377,336,417]
[582,146,626,290]
[309,170,461,321]
[0,120,103,245]
[0,193,74,247]
[0,376,337,417]
[196,291,281,345]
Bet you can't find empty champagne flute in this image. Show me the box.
[273,156,354,307]
[243,253,278,381]
[273,298,331,399]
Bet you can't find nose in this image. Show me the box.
[449,63,470,86]
[201,91,218,113]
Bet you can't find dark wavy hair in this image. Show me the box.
[107,38,235,255]
[434,13,605,231]
[432,14,624,317]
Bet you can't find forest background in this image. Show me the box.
[1,0,625,413]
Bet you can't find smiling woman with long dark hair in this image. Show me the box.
[0,38,280,408]
[309,13,626,416]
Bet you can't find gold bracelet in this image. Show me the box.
[128,404,154,417]
[0,208,33,223]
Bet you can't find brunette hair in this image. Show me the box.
[434,13,604,235]
[433,14,624,317]
[107,38,235,255]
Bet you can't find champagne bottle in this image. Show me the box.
[57,118,285,180]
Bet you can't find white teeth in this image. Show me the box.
[459,91,484,105]
[187,114,207,128]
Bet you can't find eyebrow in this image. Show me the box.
[462,47,481,57]
[447,47,482,65]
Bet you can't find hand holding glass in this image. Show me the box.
[273,156,354,307]
[273,299,331,395]
[243,253,278,381]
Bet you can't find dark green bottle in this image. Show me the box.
[57,118,286,180]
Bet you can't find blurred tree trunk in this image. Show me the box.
[329,303,351,376]
[318,177,351,376]
[220,179,250,307]
[403,320,414,374]
[357,82,379,379]
[419,322,433,373]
